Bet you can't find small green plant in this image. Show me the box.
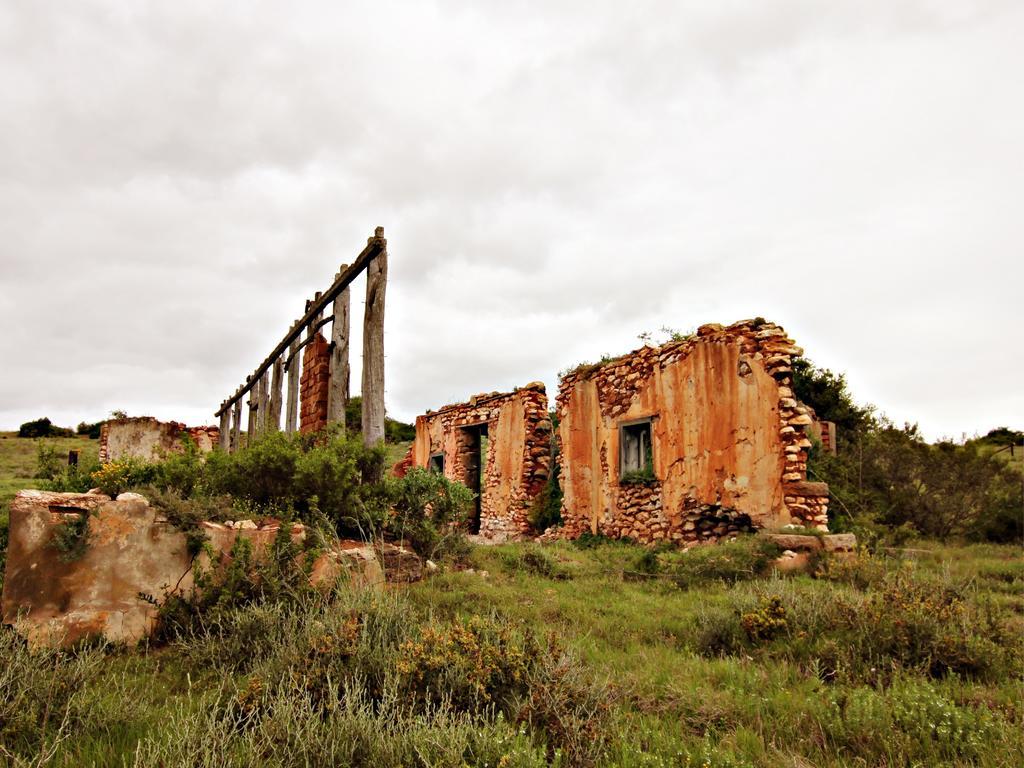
[740,595,788,642]
[619,468,657,485]
[35,442,64,481]
[90,457,156,496]
[665,537,781,587]
[51,511,91,562]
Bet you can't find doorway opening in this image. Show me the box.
[460,423,489,534]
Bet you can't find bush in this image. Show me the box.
[35,442,64,481]
[90,457,157,497]
[499,545,572,580]
[18,417,73,438]
[664,537,780,588]
[0,630,107,757]
[76,420,104,439]
[51,511,91,562]
[385,467,473,558]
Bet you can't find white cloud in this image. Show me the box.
[0,0,1020,440]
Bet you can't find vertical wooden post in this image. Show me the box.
[285,327,300,434]
[269,356,284,431]
[246,376,257,447]
[327,264,351,428]
[218,403,230,451]
[231,399,242,453]
[362,228,387,447]
[257,370,270,436]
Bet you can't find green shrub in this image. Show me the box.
[76,420,105,439]
[385,467,473,558]
[0,630,107,756]
[739,596,788,642]
[821,677,1003,764]
[499,545,571,580]
[51,511,91,562]
[18,417,73,438]
[90,457,157,496]
[665,537,780,588]
[35,442,64,480]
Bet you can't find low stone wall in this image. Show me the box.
[397,383,551,539]
[1,490,408,648]
[556,320,829,545]
[99,417,219,463]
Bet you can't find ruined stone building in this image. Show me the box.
[395,383,551,538]
[398,319,829,543]
[99,417,220,463]
[556,320,828,543]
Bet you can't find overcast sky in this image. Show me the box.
[1,0,1020,441]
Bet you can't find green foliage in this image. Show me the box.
[791,358,874,439]
[343,395,416,442]
[740,595,788,642]
[664,537,781,588]
[499,544,572,580]
[1,541,1022,766]
[18,417,74,438]
[527,411,562,533]
[90,456,157,497]
[619,468,657,485]
[977,426,1024,447]
[795,356,1022,543]
[51,511,91,562]
[0,631,108,757]
[76,420,104,439]
[35,441,64,481]
[386,467,474,558]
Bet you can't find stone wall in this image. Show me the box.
[99,417,219,463]
[397,383,551,539]
[556,320,829,544]
[1,490,398,648]
[300,332,330,434]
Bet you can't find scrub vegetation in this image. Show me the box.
[0,538,1021,766]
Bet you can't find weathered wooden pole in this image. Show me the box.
[246,375,258,447]
[231,399,242,452]
[269,356,284,432]
[285,327,300,434]
[327,264,351,428]
[218,402,230,451]
[361,228,387,446]
[256,370,271,437]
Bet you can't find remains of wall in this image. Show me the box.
[556,320,829,545]
[808,419,838,455]
[300,332,331,434]
[1,490,405,648]
[397,383,551,539]
[98,417,219,463]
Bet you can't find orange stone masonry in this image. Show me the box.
[397,383,551,539]
[299,332,331,434]
[555,320,829,544]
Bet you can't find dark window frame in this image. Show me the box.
[428,452,445,474]
[619,416,656,481]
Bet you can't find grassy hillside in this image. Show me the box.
[0,430,99,512]
[1,538,1022,766]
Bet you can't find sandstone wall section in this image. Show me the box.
[99,417,219,463]
[397,383,550,539]
[556,320,828,544]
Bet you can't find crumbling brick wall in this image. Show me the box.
[300,332,330,434]
[397,383,551,539]
[556,320,829,545]
[99,417,219,463]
